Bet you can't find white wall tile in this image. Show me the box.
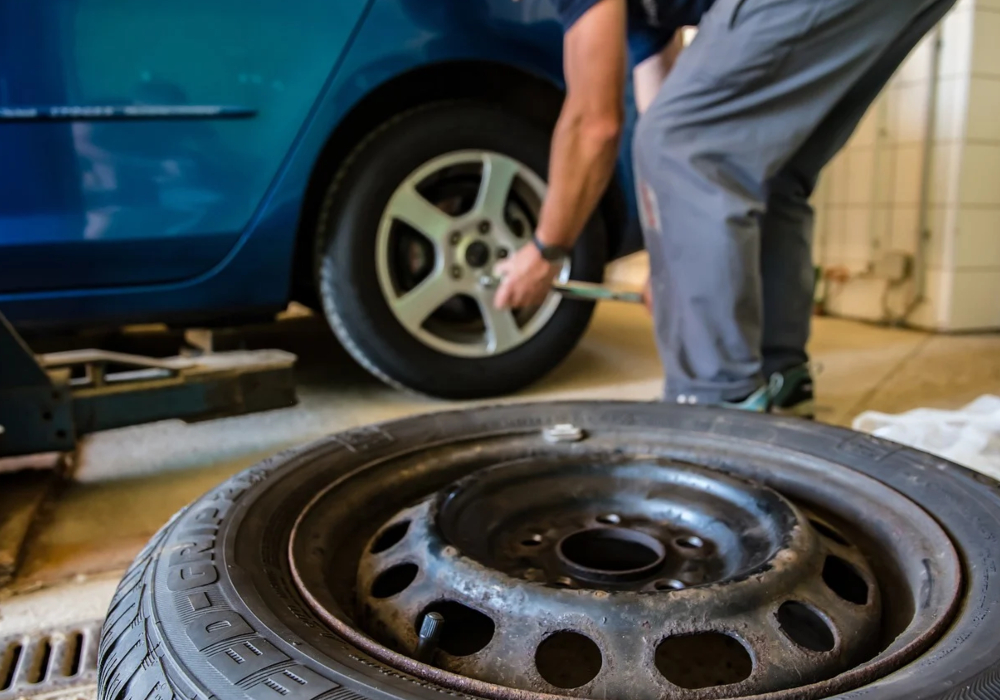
[891,206,921,254]
[843,209,873,263]
[894,81,931,144]
[824,277,887,321]
[893,145,924,205]
[896,34,935,85]
[826,153,850,205]
[955,206,1000,267]
[907,269,954,330]
[941,6,974,78]
[965,76,1000,141]
[846,150,876,205]
[874,143,896,205]
[925,205,955,269]
[935,75,969,143]
[850,101,881,149]
[820,207,848,264]
[959,143,1000,204]
[949,269,1000,328]
[870,206,892,255]
[972,8,1000,77]
[931,142,963,206]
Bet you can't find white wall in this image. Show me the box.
[814,0,1000,331]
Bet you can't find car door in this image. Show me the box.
[0,0,371,293]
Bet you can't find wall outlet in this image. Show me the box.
[872,251,913,283]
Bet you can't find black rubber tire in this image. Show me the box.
[315,102,607,400]
[97,404,1000,700]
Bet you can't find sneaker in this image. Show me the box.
[720,379,777,413]
[770,364,816,419]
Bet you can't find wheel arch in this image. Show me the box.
[289,60,631,305]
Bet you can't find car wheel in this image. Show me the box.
[97,404,1000,700]
[315,102,606,399]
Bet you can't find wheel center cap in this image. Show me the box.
[464,240,491,268]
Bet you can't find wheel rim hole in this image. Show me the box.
[810,519,851,546]
[535,632,602,689]
[655,632,753,689]
[521,534,544,547]
[822,556,870,605]
[558,528,665,578]
[370,521,410,554]
[596,513,621,525]
[777,601,835,652]
[371,563,418,599]
[551,577,575,589]
[654,579,686,591]
[416,601,495,657]
[675,535,705,551]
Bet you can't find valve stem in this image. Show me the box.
[415,612,445,663]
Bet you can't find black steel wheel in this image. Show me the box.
[98,403,1000,700]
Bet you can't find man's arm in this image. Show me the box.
[494,0,627,309]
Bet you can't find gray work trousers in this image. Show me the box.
[634,0,956,404]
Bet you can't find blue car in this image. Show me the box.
[0,0,643,398]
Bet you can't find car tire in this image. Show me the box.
[97,404,1000,700]
[315,102,607,399]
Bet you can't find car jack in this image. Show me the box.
[0,311,298,458]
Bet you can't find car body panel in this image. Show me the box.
[0,0,642,330]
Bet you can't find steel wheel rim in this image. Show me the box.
[374,150,571,358]
[288,415,962,700]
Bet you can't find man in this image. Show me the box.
[494,0,954,413]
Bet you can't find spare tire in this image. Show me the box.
[98,403,1000,700]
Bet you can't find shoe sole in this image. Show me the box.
[773,399,816,420]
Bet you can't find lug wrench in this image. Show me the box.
[479,275,645,304]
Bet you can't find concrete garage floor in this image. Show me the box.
[3,262,1000,648]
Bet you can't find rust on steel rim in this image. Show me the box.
[287,422,962,700]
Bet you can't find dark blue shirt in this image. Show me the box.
[556,0,714,63]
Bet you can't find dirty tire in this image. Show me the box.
[316,102,607,399]
[97,403,1000,700]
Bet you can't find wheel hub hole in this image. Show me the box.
[370,521,410,554]
[596,513,621,525]
[777,601,835,652]
[654,579,686,591]
[535,631,602,689]
[521,534,543,547]
[371,563,418,599]
[416,601,495,657]
[675,535,705,551]
[822,556,869,605]
[557,527,665,581]
[655,632,753,689]
[464,241,491,269]
[810,519,851,546]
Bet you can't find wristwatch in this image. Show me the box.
[532,234,572,262]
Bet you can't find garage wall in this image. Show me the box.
[814,0,1000,331]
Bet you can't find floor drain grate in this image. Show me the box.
[0,622,101,699]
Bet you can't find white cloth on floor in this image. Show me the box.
[853,395,1000,481]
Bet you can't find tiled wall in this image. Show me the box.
[813,0,1000,331]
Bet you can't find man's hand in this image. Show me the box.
[493,244,560,309]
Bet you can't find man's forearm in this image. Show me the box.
[535,107,622,249]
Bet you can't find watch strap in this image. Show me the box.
[532,235,571,261]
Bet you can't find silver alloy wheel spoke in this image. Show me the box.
[386,184,454,246]
[474,153,520,223]
[393,273,458,329]
[480,300,524,355]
